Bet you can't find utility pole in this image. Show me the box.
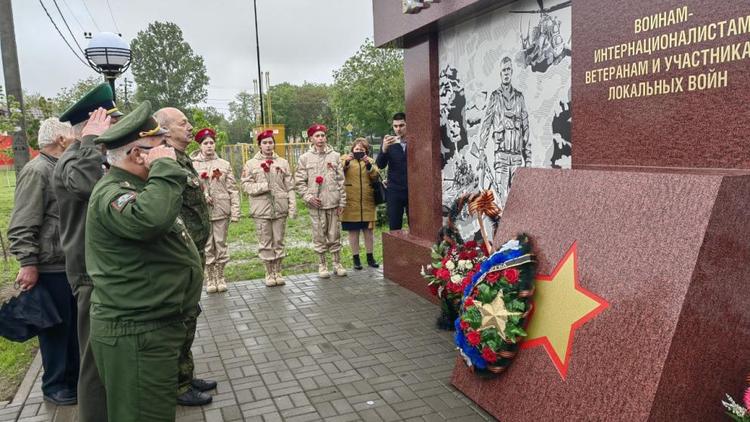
[121,77,133,110]
[0,0,29,173]
[252,0,265,126]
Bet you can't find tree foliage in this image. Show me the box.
[331,39,405,138]
[130,21,209,110]
[268,82,332,143]
[227,91,258,144]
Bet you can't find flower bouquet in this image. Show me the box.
[422,191,501,330]
[722,374,750,421]
[422,240,486,330]
[455,234,536,375]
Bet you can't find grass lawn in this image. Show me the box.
[0,169,38,402]
[0,168,392,400]
[226,196,386,281]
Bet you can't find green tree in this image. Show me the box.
[49,76,127,115]
[130,21,209,110]
[331,38,404,139]
[268,82,333,144]
[227,91,257,144]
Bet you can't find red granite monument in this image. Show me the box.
[373,0,750,420]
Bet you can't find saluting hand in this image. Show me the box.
[82,108,112,137]
[144,145,176,168]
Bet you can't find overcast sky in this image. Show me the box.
[2,0,375,114]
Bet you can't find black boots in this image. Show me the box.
[352,254,363,270]
[366,253,379,268]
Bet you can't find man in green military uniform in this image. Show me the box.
[86,101,203,421]
[154,107,214,406]
[53,83,122,422]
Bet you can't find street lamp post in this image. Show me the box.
[84,32,131,102]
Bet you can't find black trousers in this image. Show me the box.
[37,272,79,396]
[386,189,409,231]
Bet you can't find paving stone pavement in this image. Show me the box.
[1,269,493,421]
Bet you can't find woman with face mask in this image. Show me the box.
[191,128,240,293]
[341,138,381,270]
[241,130,296,287]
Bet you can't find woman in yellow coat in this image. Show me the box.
[341,138,380,270]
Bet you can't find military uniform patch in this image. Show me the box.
[111,192,136,212]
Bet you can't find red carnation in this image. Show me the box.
[504,268,520,284]
[428,284,439,296]
[481,346,497,363]
[486,271,501,284]
[441,256,450,266]
[435,268,451,282]
[265,159,273,165]
[466,331,481,347]
[464,240,477,249]
[199,172,209,180]
[461,276,471,289]
[447,282,463,294]
[473,263,481,272]
[464,297,474,307]
[260,163,270,173]
[315,176,324,184]
[459,320,470,331]
[467,249,478,259]
[458,251,470,260]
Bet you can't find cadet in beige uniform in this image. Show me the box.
[241,130,296,286]
[191,128,240,293]
[294,124,347,279]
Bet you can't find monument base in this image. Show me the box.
[451,168,750,421]
[382,231,438,305]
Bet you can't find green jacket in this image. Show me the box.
[8,153,66,273]
[85,159,203,335]
[175,149,210,252]
[53,135,104,283]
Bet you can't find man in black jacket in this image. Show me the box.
[376,112,408,230]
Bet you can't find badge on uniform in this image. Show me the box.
[110,192,136,212]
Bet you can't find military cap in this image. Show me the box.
[194,128,216,143]
[256,129,274,144]
[94,100,167,149]
[59,83,124,125]
[307,123,327,138]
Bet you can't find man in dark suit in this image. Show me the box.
[376,112,408,230]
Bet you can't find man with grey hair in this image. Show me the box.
[478,56,530,205]
[52,83,119,421]
[154,107,214,406]
[8,117,77,405]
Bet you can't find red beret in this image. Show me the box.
[195,128,216,143]
[256,129,275,144]
[307,124,327,138]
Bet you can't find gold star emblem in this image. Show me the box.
[477,291,521,340]
[521,243,609,379]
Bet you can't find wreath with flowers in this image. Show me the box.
[422,191,502,330]
[455,234,536,375]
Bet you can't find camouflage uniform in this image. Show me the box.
[174,148,210,395]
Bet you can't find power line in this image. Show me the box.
[38,0,89,66]
[104,0,119,33]
[79,0,100,31]
[51,0,85,55]
[59,0,84,32]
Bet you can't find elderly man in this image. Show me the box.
[153,107,214,406]
[8,118,77,405]
[53,83,120,421]
[85,101,203,421]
